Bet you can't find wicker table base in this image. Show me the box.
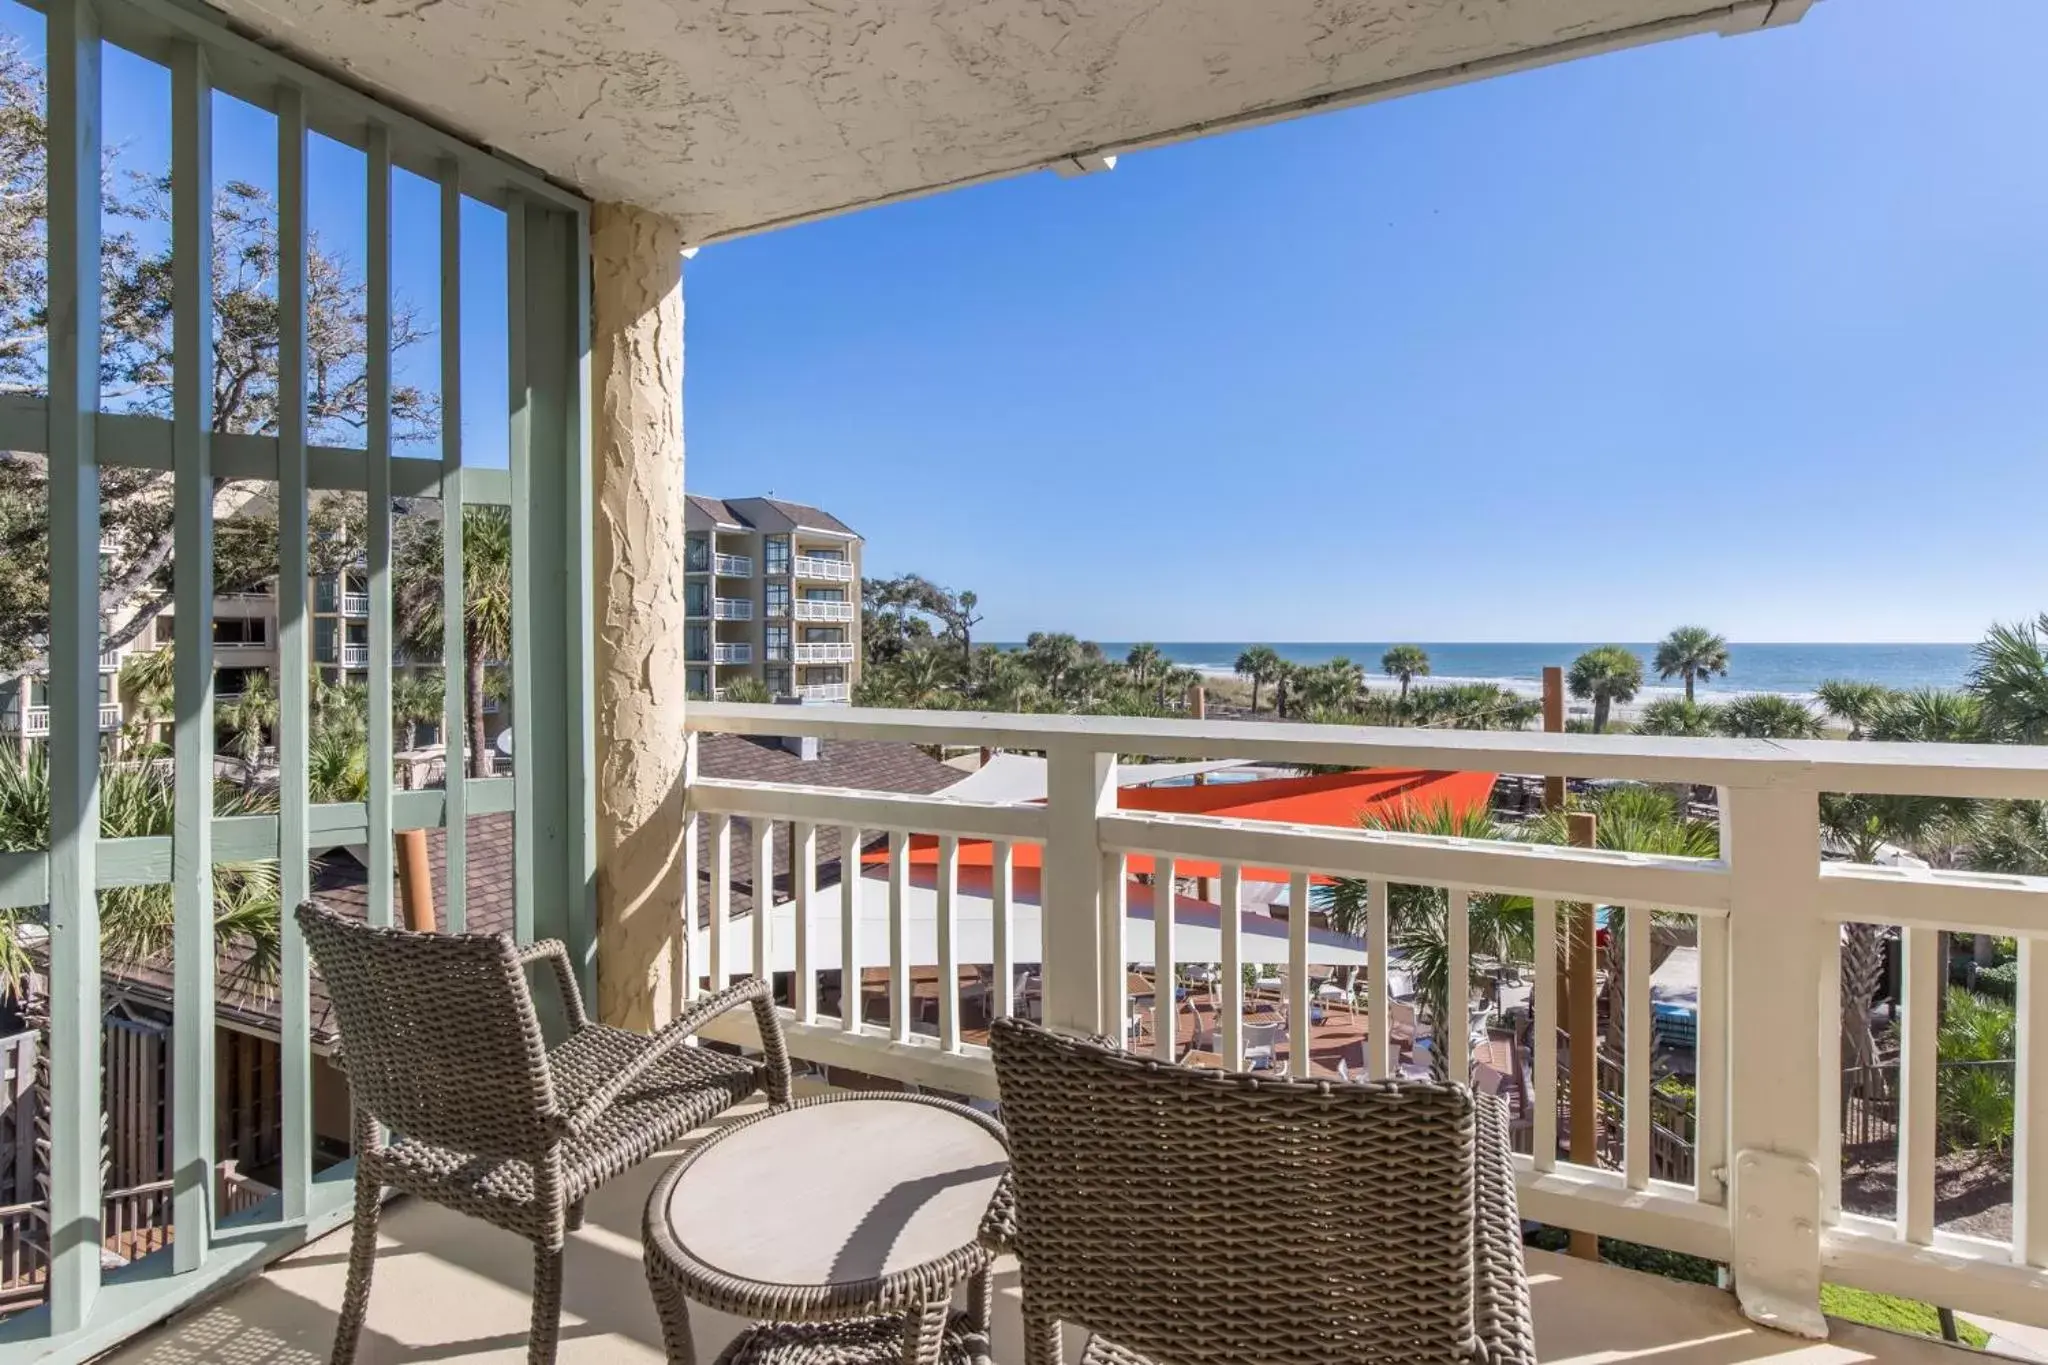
[644,1093,1010,1365]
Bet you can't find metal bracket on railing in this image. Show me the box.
[1731,1148,1826,1340]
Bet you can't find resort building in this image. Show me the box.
[685,496,863,704]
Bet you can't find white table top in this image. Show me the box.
[663,1096,1008,1287]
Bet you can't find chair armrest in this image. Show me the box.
[517,939,590,1032]
[559,978,793,1138]
[1471,1093,1537,1364]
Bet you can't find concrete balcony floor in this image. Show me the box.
[109,1099,1980,1365]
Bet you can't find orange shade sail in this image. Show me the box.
[865,767,1497,884]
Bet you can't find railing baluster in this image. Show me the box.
[888,831,910,1042]
[991,841,1014,1019]
[1898,924,1939,1244]
[1368,880,1390,1081]
[1288,871,1311,1078]
[1154,856,1177,1062]
[1818,914,1843,1221]
[1102,852,1129,1048]
[750,817,773,988]
[1624,902,1651,1191]
[937,835,960,1052]
[840,825,862,1032]
[1695,911,1728,1203]
[1220,863,1244,1069]
[707,814,731,989]
[1533,897,1558,1171]
[793,822,817,1024]
[680,800,699,1002]
[275,81,313,1226]
[2020,936,2048,1268]
[1446,887,1471,1082]
[46,0,103,1324]
[170,36,217,1277]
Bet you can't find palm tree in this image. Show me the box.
[1234,645,1282,714]
[1298,657,1366,714]
[894,649,958,708]
[1970,613,2048,744]
[1816,679,1890,740]
[119,644,177,746]
[220,671,279,792]
[1567,646,1643,734]
[1124,643,1164,692]
[1869,687,1983,745]
[1634,697,1724,737]
[1652,626,1730,703]
[1716,693,1824,739]
[308,726,371,803]
[721,676,772,704]
[1271,660,1300,720]
[1380,644,1430,702]
[392,670,446,752]
[394,505,512,778]
[1022,632,1086,700]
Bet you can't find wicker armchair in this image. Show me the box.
[297,901,792,1365]
[987,1017,1534,1365]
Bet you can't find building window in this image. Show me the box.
[764,583,790,618]
[804,667,846,686]
[764,535,790,575]
[686,625,710,662]
[800,587,845,602]
[213,617,268,646]
[315,575,338,612]
[156,615,177,645]
[764,668,791,697]
[765,625,790,661]
[686,581,709,617]
[314,619,338,663]
[687,669,710,700]
[801,627,844,644]
[686,534,710,573]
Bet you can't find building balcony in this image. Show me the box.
[792,680,849,702]
[714,552,753,577]
[340,644,370,668]
[712,642,752,665]
[712,598,753,621]
[100,649,121,672]
[793,641,856,664]
[792,554,854,582]
[792,599,854,623]
[340,592,370,617]
[2,705,122,735]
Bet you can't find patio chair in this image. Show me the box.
[297,901,793,1365]
[988,1018,1534,1365]
[1238,1018,1285,1070]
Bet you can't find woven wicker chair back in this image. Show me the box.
[299,900,559,1158]
[990,1016,1483,1365]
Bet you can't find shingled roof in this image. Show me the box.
[100,735,961,1046]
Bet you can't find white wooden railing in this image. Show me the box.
[714,553,754,577]
[792,555,854,582]
[680,702,2048,1338]
[713,643,753,665]
[713,598,754,621]
[795,682,850,702]
[793,600,854,623]
[793,642,856,664]
[339,592,369,617]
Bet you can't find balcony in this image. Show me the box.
[792,553,854,582]
[713,598,754,621]
[1,705,122,735]
[340,591,370,617]
[340,643,370,668]
[793,641,856,664]
[99,649,120,671]
[792,599,854,623]
[792,680,850,702]
[714,552,753,577]
[713,642,753,665]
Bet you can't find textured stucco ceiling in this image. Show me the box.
[210,0,1812,242]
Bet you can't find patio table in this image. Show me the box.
[643,1092,1010,1364]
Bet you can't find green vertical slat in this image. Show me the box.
[563,207,595,995]
[45,0,102,1331]
[274,82,313,1223]
[364,124,393,929]
[505,193,534,949]
[438,161,466,932]
[169,37,216,1276]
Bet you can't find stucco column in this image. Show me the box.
[591,202,689,1031]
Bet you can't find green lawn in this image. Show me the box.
[1820,1284,1989,1349]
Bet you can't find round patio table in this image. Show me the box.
[643,1092,1010,1365]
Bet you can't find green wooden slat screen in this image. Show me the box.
[0,0,593,1354]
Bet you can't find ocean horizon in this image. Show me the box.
[991,641,1977,701]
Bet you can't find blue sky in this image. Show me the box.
[7,0,2045,643]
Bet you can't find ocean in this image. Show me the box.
[1068,642,1977,702]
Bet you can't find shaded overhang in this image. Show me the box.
[205,0,1815,241]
